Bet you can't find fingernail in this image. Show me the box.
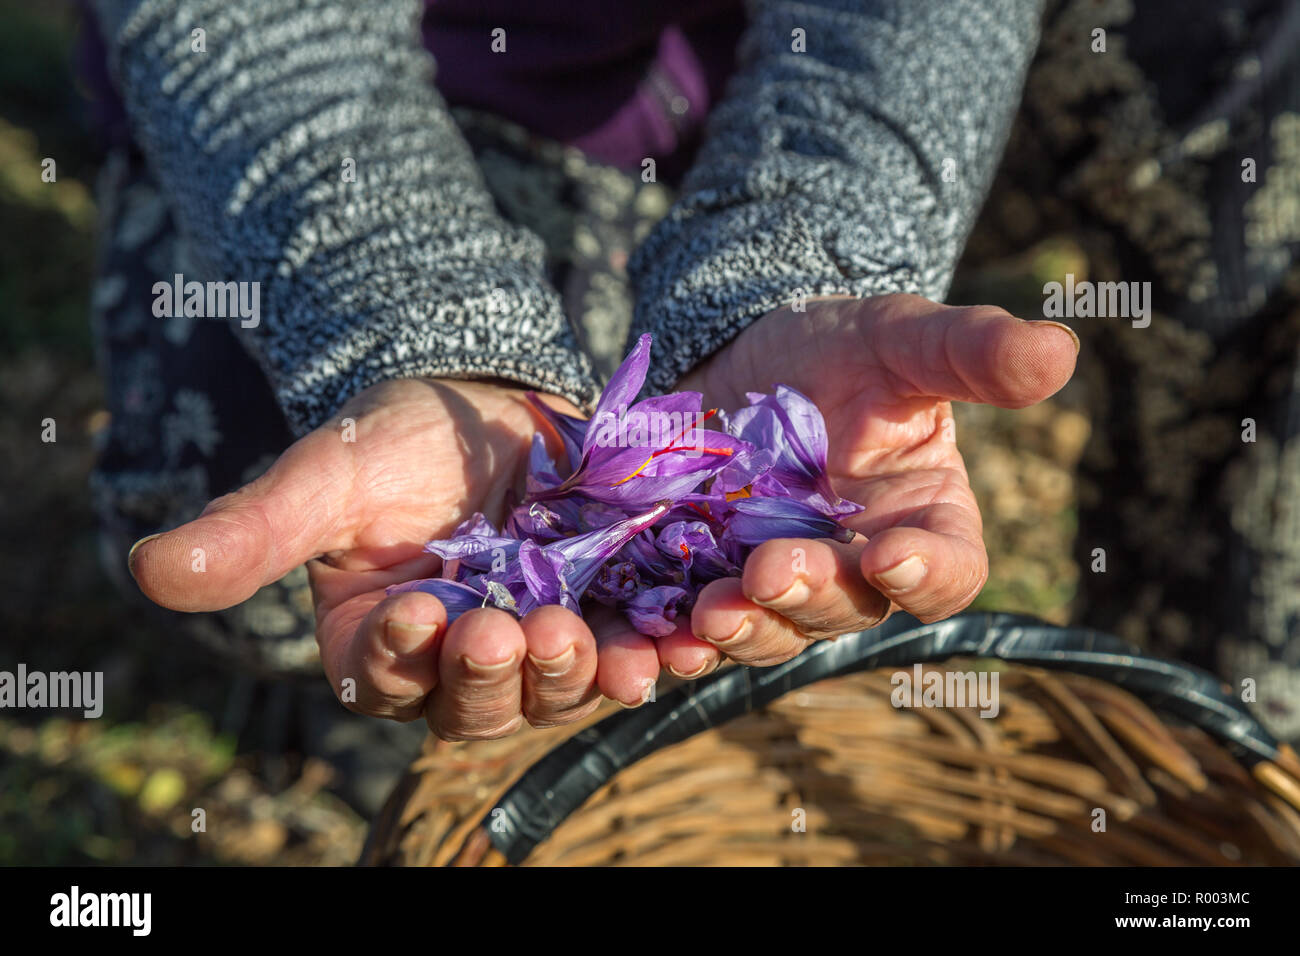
[1034,320,1081,354]
[877,555,926,591]
[751,577,811,610]
[667,659,715,680]
[701,616,753,648]
[527,645,576,677]
[127,533,162,581]
[385,620,438,658]
[618,677,657,708]
[462,653,518,677]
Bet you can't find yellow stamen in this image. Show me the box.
[612,453,656,486]
[724,484,753,502]
[611,443,733,487]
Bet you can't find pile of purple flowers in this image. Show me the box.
[389,334,863,636]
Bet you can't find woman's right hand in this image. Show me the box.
[126,377,686,739]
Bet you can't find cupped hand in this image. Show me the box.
[130,296,1079,726]
[590,293,1080,689]
[127,377,611,739]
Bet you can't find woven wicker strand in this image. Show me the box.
[361,662,1300,867]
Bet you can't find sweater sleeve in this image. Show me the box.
[91,0,600,435]
[627,0,1045,392]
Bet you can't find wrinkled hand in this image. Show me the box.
[592,293,1080,681]
[128,378,617,739]
[130,294,1078,732]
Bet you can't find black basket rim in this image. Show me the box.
[474,611,1288,865]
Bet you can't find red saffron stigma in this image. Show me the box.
[610,427,734,486]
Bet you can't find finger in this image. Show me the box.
[127,429,351,612]
[690,576,814,667]
[519,605,600,727]
[589,607,661,708]
[741,537,889,637]
[655,623,721,681]
[427,608,526,740]
[867,296,1079,408]
[839,463,975,540]
[859,504,989,623]
[307,550,441,616]
[317,589,445,721]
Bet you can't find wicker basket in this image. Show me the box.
[360,613,1300,866]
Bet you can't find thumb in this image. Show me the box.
[127,429,351,612]
[865,295,1080,408]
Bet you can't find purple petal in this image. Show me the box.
[623,585,691,637]
[655,520,737,580]
[425,533,520,571]
[554,431,751,507]
[723,496,855,547]
[585,390,705,459]
[452,513,499,537]
[759,386,828,468]
[588,560,641,605]
[506,499,577,540]
[514,501,675,612]
[578,500,629,530]
[590,333,652,436]
[384,577,486,623]
[525,393,587,474]
[713,445,777,494]
[517,539,573,612]
[525,432,563,492]
[551,500,673,587]
[546,388,753,506]
[736,388,862,517]
[620,529,682,583]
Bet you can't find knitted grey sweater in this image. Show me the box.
[91,0,1043,436]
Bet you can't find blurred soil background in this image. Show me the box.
[0,0,1088,865]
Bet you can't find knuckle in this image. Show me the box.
[523,697,600,729]
[433,712,525,742]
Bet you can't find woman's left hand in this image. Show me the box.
[592,293,1079,697]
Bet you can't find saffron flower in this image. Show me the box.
[388,335,863,636]
[727,387,863,517]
